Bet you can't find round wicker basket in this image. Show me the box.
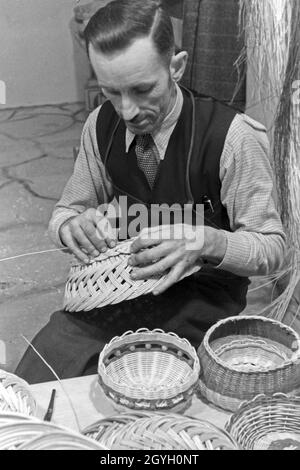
[0,370,36,416]
[83,411,238,450]
[197,316,300,412]
[226,393,300,450]
[98,328,200,412]
[63,238,200,312]
[0,414,106,450]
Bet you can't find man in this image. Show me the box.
[16,0,286,383]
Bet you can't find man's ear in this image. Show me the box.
[169,51,188,83]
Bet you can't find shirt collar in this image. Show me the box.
[125,84,183,160]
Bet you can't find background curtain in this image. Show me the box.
[182,0,245,109]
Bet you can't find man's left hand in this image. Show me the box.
[128,224,204,295]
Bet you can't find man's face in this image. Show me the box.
[89,36,175,135]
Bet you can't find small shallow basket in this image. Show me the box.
[0,370,36,416]
[197,316,300,412]
[98,328,200,412]
[63,238,199,312]
[225,394,300,450]
[83,411,238,450]
[0,414,106,450]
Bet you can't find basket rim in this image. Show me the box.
[98,328,200,399]
[225,392,300,433]
[82,411,152,435]
[200,315,300,373]
[71,238,136,268]
[83,412,238,450]
[0,419,107,451]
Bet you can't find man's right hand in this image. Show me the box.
[59,208,116,263]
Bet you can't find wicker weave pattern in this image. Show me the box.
[64,239,200,312]
[226,394,300,450]
[83,411,150,445]
[84,411,238,450]
[98,329,200,411]
[0,414,105,450]
[0,371,36,416]
[197,316,300,412]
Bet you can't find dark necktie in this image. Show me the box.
[135,134,160,189]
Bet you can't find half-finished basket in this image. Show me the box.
[98,328,200,412]
[63,238,200,312]
[83,411,238,450]
[197,315,300,412]
[0,370,36,416]
[225,393,300,450]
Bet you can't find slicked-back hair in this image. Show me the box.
[84,0,175,66]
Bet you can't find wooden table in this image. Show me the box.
[30,375,231,434]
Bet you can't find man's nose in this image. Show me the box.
[119,96,139,121]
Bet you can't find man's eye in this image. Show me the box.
[135,86,153,94]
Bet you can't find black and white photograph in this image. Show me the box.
[0,0,299,453]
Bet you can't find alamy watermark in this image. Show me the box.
[95,196,205,250]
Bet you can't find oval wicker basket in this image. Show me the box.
[83,411,238,450]
[0,370,36,416]
[225,393,300,450]
[197,316,300,412]
[63,238,200,312]
[98,328,200,412]
[0,414,106,450]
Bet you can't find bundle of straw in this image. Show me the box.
[238,0,300,323]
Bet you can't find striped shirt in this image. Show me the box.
[48,86,286,277]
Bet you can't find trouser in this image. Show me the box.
[15,274,248,384]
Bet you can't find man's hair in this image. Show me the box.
[84,0,175,65]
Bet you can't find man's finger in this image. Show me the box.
[61,229,90,264]
[152,264,184,295]
[95,218,117,249]
[130,234,161,254]
[71,224,103,256]
[130,254,177,280]
[129,242,173,266]
[80,220,109,252]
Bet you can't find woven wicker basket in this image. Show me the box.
[63,238,200,312]
[197,316,300,412]
[83,411,238,450]
[98,328,200,412]
[226,393,300,450]
[0,370,36,416]
[0,414,106,450]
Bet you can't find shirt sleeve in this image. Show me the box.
[48,106,114,247]
[216,113,286,277]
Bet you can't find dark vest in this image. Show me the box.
[96,87,249,316]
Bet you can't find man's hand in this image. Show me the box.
[128,224,205,295]
[59,208,116,263]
